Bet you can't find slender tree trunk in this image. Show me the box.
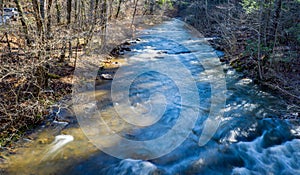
[115,0,122,19]
[94,0,100,24]
[272,0,282,40]
[74,0,78,23]
[74,37,79,67]
[108,0,114,20]
[60,40,66,62]
[68,40,72,60]
[271,0,282,67]
[89,0,94,23]
[55,0,61,23]
[14,0,31,45]
[131,0,139,27]
[5,32,11,53]
[1,0,4,23]
[40,0,45,19]
[32,0,45,37]
[257,1,264,80]
[46,0,53,38]
[67,0,72,24]
[80,0,86,28]
[100,0,107,46]
[149,0,154,14]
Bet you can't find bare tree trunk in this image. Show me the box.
[108,0,114,20]
[89,0,94,22]
[115,0,122,19]
[257,1,264,80]
[32,0,45,38]
[131,0,139,27]
[272,0,282,41]
[94,0,100,24]
[40,0,45,19]
[271,0,282,67]
[149,0,154,14]
[80,0,86,28]
[60,40,66,62]
[263,0,272,46]
[55,0,61,23]
[67,0,72,24]
[1,0,4,23]
[101,0,107,28]
[14,0,31,45]
[5,32,11,53]
[74,0,79,23]
[100,0,107,46]
[68,40,72,60]
[74,37,79,67]
[46,0,53,38]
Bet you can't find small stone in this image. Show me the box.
[121,47,131,52]
[123,41,131,45]
[219,57,227,62]
[101,74,113,80]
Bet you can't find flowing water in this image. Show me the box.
[2,19,300,175]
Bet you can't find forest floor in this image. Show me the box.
[0,54,74,147]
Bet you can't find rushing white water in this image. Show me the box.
[232,137,300,175]
[43,135,74,159]
[103,159,158,175]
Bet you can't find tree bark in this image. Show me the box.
[74,0,78,23]
[55,0,61,23]
[89,0,94,22]
[40,0,45,19]
[67,0,72,24]
[1,0,3,23]
[149,0,154,14]
[32,0,45,37]
[46,0,53,38]
[270,0,282,67]
[272,0,282,40]
[94,0,100,24]
[257,1,264,80]
[115,0,122,19]
[14,0,31,45]
[5,32,11,53]
[131,0,139,27]
[100,0,107,46]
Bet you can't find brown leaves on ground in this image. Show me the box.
[0,51,74,147]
